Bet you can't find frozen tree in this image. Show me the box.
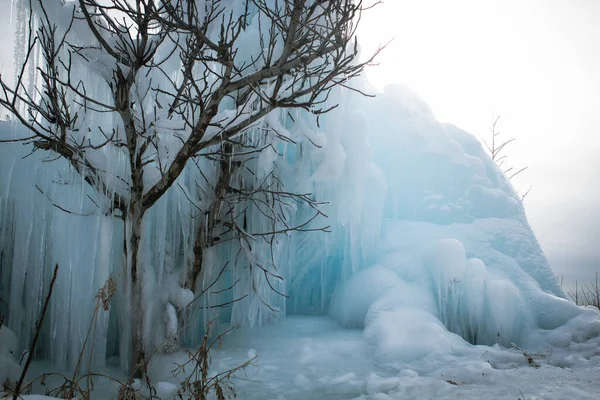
[0,0,378,375]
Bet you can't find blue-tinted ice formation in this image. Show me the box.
[327,85,598,358]
[2,82,596,373]
[0,2,598,375]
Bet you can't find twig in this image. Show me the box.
[511,343,541,368]
[13,264,59,399]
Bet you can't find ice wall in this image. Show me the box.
[0,0,379,371]
[0,126,123,369]
[0,98,379,370]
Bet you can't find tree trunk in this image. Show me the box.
[123,156,146,376]
[187,215,206,291]
[123,202,145,378]
[128,207,145,377]
[187,143,235,291]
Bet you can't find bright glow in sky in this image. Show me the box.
[358,0,600,286]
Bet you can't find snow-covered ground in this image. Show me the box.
[7,315,599,400]
[192,316,600,400]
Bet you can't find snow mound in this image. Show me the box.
[329,266,403,328]
[0,326,22,390]
[331,227,595,361]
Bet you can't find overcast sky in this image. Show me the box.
[0,0,598,288]
[358,0,600,288]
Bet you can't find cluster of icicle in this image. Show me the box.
[0,0,382,371]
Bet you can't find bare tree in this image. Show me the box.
[568,273,600,310]
[483,115,532,201]
[0,0,379,375]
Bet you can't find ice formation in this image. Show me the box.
[2,79,597,372]
[0,2,599,394]
[327,84,599,360]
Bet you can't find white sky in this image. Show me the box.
[358,0,600,288]
[0,0,597,288]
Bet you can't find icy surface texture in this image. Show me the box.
[328,85,599,356]
[148,316,600,400]
[0,0,375,370]
[0,0,597,376]
[367,85,559,293]
[0,74,593,371]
